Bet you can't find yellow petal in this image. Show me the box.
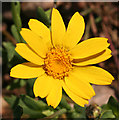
[28,19,52,49]
[51,8,66,47]
[62,12,85,50]
[15,43,44,65]
[71,66,114,85]
[20,28,48,58]
[72,48,112,66]
[33,74,55,98]
[70,37,110,59]
[10,62,45,79]
[61,80,89,107]
[46,79,62,108]
[65,71,95,99]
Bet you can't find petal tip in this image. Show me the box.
[28,19,37,25]
[111,75,115,81]
[20,28,26,34]
[10,69,15,78]
[34,94,38,97]
[74,11,83,19]
[52,7,56,11]
[53,105,57,109]
[52,8,59,15]
[9,71,12,77]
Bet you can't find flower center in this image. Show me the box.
[44,48,72,79]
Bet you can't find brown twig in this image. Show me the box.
[102,23,119,71]
[83,20,91,40]
[90,13,98,36]
[2,29,17,45]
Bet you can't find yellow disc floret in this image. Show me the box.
[44,48,72,79]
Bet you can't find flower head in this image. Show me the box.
[10,8,114,108]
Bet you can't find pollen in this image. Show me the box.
[44,48,72,79]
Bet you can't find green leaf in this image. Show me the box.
[11,2,22,31]
[71,112,82,119]
[45,9,51,20]
[8,50,26,68]
[20,95,48,111]
[108,96,119,118]
[6,79,26,90]
[101,110,115,118]
[18,98,45,118]
[12,1,20,15]
[74,104,86,118]
[59,97,71,110]
[26,78,36,97]
[4,95,46,118]
[2,47,8,65]
[3,42,15,62]
[42,110,54,116]
[37,7,50,27]
[11,24,26,43]
[4,95,19,109]
[42,108,67,119]
[11,24,21,43]
[13,105,23,120]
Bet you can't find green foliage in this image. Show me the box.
[4,95,19,109]
[45,9,51,20]
[25,78,36,97]
[100,96,118,119]
[6,79,26,90]
[11,2,22,32]
[11,24,24,43]
[42,110,54,116]
[107,96,119,118]
[13,105,23,120]
[11,2,25,43]
[3,42,15,62]
[74,104,86,118]
[4,95,49,118]
[20,95,48,111]
[100,110,115,118]
[37,7,51,27]
[59,97,71,110]
[11,25,20,42]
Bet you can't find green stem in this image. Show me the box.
[39,108,67,120]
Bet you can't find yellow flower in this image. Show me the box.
[10,8,114,108]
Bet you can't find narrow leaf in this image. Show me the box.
[20,95,48,111]
[37,7,50,27]
[42,110,54,117]
[101,110,115,118]
[59,97,71,110]
[11,2,22,31]
[18,98,45,118]
[108,96,119,118]
[11,24,21,43]
[4,95,19,109]
[13,105,23,120]
[45,9,51,20]
[3,42,15,62]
